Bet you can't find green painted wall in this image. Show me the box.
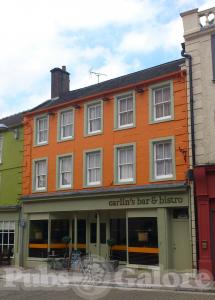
[0,126,23,205]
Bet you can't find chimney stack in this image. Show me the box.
[50,66,70,99]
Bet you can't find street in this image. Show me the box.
[0,286,214,300]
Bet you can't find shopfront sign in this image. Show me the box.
[108,194,188,208]
[23,192,189,213]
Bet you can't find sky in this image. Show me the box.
[0,0,214,118]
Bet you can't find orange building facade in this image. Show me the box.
[21,59,194,271]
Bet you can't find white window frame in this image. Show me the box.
[87,102,102,135]
[154,140,173,180]
[114,144,136,184]
[58,155,73,189]
[0,135,3,164]
[35,115,49,145]
[153,84,172,122]
[85,150,102,186]
[0,221,15,256]
[116,92,135,129]
[59,109,74,141]
[34,159,48,191]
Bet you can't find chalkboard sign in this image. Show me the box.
[70,251,81,270]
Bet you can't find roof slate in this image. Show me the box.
[0,111,24,128]
[30,58,185,113]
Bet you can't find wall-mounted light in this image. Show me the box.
[74,104,81,109]
[135,87,145,93]
[48,112,55,116]
[102,97,111,101]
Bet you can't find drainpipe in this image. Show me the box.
[181,42,196,167]
[181,42,199,271]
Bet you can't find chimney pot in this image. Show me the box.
[50,66,70,99]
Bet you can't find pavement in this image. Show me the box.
[0,265,215,295]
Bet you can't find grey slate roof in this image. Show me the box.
[30,58,185,112]
[0,111,24,128]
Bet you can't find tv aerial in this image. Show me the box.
[89,68,107,83]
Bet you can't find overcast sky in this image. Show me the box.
[0,0,214,118]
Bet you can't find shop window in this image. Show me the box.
[100,223,106,244]
[29,220,48,258]
[90,223,106,244]
[0,221,15,257]
[77,219,86,254]
[173,208,189,219]
[50,220,69,257]
[110,219,126,261]
[90,223,96,244]
[128,217,159,266]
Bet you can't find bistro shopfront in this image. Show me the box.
[21,183,193,271]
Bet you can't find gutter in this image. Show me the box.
[181,43,198,271]
[181,42,196,167]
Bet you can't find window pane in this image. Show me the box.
[154,89,162,104]
[100,223,106,244]
[87,151,101,184]
[128,217,159,266]
[90,223,97,244]
[163,86,170,101]
[118,94,134,127]
[154,85,171,120]
[88,103,101,133]
[37,117,48,143]
[29,220,48,258]
[164,143,172,158]
[118,146,134,181]
[110,219,126,261]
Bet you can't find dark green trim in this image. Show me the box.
[21,182,188,202]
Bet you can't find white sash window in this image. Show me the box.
[60,110,74,140]
[153,85,171,121]
[118,146,134,182]
[59,156,72,188]
[88,103,102,134]
[86,151,101,185]
[35,160,47,190]
[36,117,48,144]
[154,141,173,179]
[117,93,134,128]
